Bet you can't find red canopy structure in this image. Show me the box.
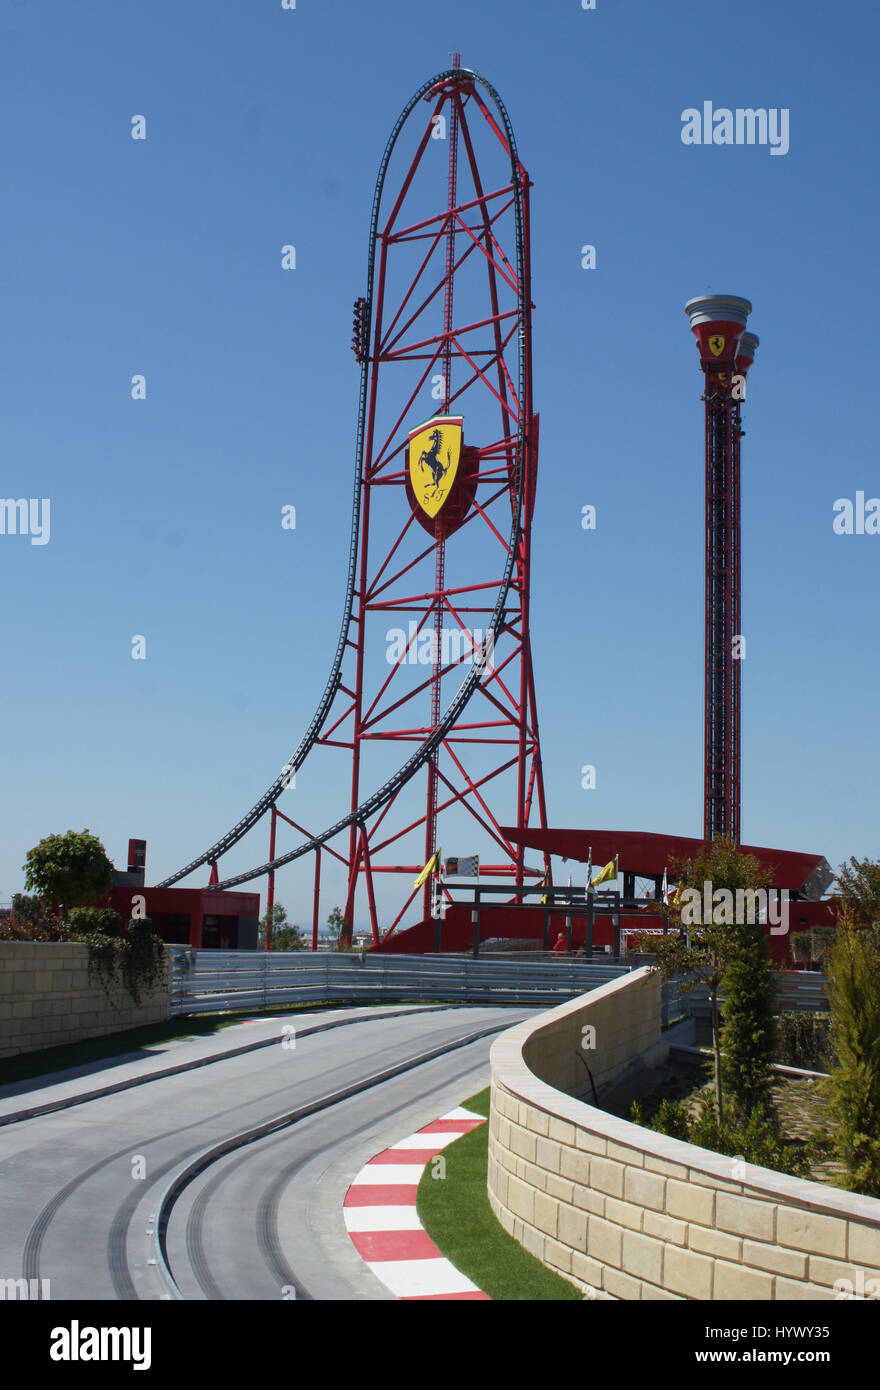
[501,826,833,898]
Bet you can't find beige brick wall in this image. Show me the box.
[488,968,880,1300]
[0,942,171,1059]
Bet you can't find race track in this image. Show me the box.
[0,1005,532,1301]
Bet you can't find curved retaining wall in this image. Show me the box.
[488,968,880,1300]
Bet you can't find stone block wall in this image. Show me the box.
[488,968,880,1299]
[0,941,171,1059]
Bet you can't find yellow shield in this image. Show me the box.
[708,334,726,357]
[408,416,463,519]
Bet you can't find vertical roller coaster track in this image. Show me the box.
[159,61,549,947]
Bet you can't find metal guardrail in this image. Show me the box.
[772,971,829,1012]
[169,949,631,1017]
[662,970,828,1025]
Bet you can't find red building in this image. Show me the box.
[109,840,260,949]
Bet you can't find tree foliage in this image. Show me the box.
[630,837,775,1125]
[720,920,777,1123]
[259,902,306,951]
[326,905,350,949]
[2,894,62,941]
[259,902,287,948]
[825,904,880,1196]
[10,893,46,925]
[835,856,880,929]
[23,830,114,910]
[631,1093,829,1179]
[67,906,121,938]
[271,923,307,951]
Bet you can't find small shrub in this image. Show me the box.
[67,906,121,938]
[651,1098,691,1142]
[10,893,46,925]
[631,1091,830,1179]
[1,895,63,940]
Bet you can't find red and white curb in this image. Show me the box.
[344,1106,489,1300]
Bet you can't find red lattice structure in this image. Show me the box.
[685,295,758,845]
[160,60,549,949]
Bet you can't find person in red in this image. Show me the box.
[553,931,567,954]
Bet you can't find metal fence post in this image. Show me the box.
[472,890,481,958]
[612,891,621,962]
[586,893,594,959]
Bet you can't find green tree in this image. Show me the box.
[631,837,774,1126]
[23,830,114,914]
[270,924,307,952]
[259,902,288,950]
[326,905,349,949]
[835,856,880,929]
[825,904,880,1196]
[720,918,777,1123]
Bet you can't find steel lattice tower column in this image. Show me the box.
[685,295,753,844]
[730,328,758,842]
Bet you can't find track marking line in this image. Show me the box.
[343,1106,489,1301]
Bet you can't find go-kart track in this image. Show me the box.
[0,1006,536,1301]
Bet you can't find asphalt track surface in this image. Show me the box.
[0,1005,536,1301]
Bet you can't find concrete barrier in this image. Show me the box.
[488,967,880,1299]
[0,941,171,1060]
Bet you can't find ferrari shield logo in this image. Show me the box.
[708,334,725,357]
[408,415,463,519]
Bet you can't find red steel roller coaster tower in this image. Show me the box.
[160,59,549,948]
[337,56,548,940]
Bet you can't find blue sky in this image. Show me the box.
[2,0,878,925]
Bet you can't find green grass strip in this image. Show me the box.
[416,1087,582,1301]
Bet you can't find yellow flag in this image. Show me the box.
[540,871,550,905]
[591,856,618,888]
[414,847,441,890]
